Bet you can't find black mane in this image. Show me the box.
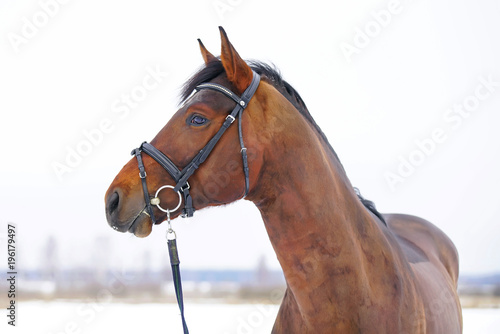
[180,60,386,225]
[181,60,336,156]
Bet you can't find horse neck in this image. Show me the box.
[247,88,396,326]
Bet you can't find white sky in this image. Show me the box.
[0,0,499,275]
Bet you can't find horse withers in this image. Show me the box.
[105,27,462,333]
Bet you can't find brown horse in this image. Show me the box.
[105,27,462,333]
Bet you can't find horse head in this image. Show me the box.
[105,27,269,237]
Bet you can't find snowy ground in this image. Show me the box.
[2,301,499,333]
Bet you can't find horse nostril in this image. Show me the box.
[107,191,120,216]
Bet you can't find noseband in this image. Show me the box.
[131,71,261,224]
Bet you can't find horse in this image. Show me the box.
[105,27,462,333]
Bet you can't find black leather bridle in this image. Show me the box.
[130,71,260,334]
[131,71,261,224]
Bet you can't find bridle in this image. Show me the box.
[130,71,260,334]
[131,70,261,223]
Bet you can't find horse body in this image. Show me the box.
[105,27,462,333]
[243,82,461,332]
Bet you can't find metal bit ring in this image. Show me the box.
[153,185,182,213]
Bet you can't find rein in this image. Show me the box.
[130,71,261,334]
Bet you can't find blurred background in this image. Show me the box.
[1,0,499,333]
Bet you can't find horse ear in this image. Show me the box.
[219,26,253,94]
[198,39,217,65]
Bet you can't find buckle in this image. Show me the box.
[181,181,190,191]
[139,171,147,179]
[225,115,235,123]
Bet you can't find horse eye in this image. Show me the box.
[190,115,208,126]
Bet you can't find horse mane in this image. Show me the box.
[180,60,386,225]
[181,60,337,154]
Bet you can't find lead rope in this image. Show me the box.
[166,210,189,334]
